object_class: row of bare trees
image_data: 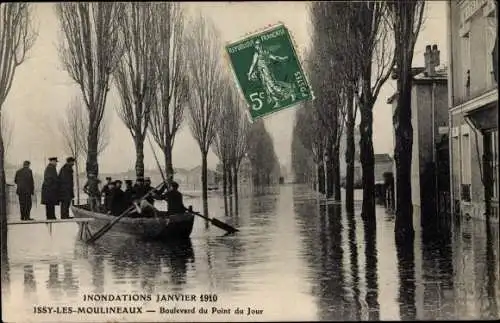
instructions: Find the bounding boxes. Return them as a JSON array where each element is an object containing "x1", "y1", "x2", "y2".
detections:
[
  {"x1": 0, "y1": 3, "x2": 38, "y2": 259},
  {"x1": 292, "y1": 1, "x2": 424, "y2": 239}
]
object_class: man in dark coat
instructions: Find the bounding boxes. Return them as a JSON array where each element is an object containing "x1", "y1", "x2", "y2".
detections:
[
  {"x1": 41, "y1": 157, "x2": 59, "y2": 220},
  {"x1": 123, "y1": 179, "x2": 134, "y2": 206},
  {"x1": 58, "y1": 157, "x2": 75, "y2": 219},
  {"x1": 14, "y1": 160, "x2": 35, "y2": 221},
  {"x1": 161, "y1": 181, "x2": 187, "y2": 215},
  {"x1": 101, "y1": 177, "x2": 113, "y2": 212},
  {"x1": 109, "y1": 180, "x2": 127, "y2": 216},
  {"x1": 83, "y1": 174, "x2": 101, "y2": 211}
]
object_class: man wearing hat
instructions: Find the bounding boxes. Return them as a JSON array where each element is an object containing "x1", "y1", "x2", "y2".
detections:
[
  {"x1": 41, "y1": 157, "x2": 59, "y2": 220},
  {"x1": 83, "y1": 174, "x2": 101, "y2": 211},
  {"x1": 14, "y1": 160, "x2": 35, "y2": 221},
  {"x1": 101, "y1": 177, "x2": 113, "y2": 212},
  {"x1": 58, "y1": 157, "x2": 76, "y2": 219}
]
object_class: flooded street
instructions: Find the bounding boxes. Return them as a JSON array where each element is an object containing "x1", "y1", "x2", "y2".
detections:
[{"x1": 2, "y1": 184, "x2": 499, "y2": 321}]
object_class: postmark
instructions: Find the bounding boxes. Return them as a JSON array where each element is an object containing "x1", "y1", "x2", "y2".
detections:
[{"x1": 225, "y1": 23, "x2": 313, "y2": 121}]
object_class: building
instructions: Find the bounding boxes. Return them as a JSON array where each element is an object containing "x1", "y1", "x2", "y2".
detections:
[
  {"x1": 447, "y1": 0, "x2": 498, "y2": 221},
  {"x1": 184, "y1": 165, "x2": 217, "y2": 191},
  {"x1": 374, "y1": 154, "x2": 394, "y2": 183},
  {"x1": 387, "y1": 45, "x2": 449, "y2": 213},
  {"x1": 339, "y1": 128, "x2": 362, "y2": 186}
]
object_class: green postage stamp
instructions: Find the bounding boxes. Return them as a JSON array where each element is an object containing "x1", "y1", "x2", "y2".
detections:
[{"x1": 225, "y1": 23, "x2": 313, "y2": 120}]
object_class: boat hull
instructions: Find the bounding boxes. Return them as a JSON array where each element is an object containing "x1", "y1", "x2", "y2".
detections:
[{"x1": 71, "y1": 206, "x2": 195, "y2": 241}]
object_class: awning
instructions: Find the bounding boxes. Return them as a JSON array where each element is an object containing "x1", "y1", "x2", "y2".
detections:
[{"x1": 466, "y1": 103, "x2": 498, "y2": 131}]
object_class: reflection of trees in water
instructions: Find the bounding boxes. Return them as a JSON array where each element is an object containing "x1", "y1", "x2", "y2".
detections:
[
  {"x1": 23, "y1": 264, "x2": 36, "y2": 295},
  {"x1": 363, "y1": 220, "x2": 380, "y2": 320},
  {"x1": 62, "y1": 262, "x2": 79, "y2": 297},
  {"x1": 1, "y1": 250, "x2": 10, "y2": 297},
  {"x1": 484, "y1": 220, "x2": 498, "y2": 318},
  {"x1": 396, "y1": 234, "x2": 416, "y2": 320},
  {"x1": 89, "y1": 255, "x2": 105, "y2": 293},
  {"x1": 347, "y1": 212, "x2": 361, "y2": 321},
  {"x1": 87, "y1": 238, "x2": 195, "y2": 293},
  {"x1": 420, "y1": 211, "x2": 454, "y2": 320}
]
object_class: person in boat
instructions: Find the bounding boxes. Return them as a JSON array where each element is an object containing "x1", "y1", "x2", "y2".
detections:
[
  {"x1": 109, "y1": 180, "x2": 127, "y2": 216},
  {"x1": 14, "y1": 160, "x2": 35, "y2": 221},
  {"x1": 58, "y1": 157, "x2": 75, "y2": 219},
  {"x1": 123, "y1": 179, "x2": 135, "y2": 205},
  {"x1": 101, "y1": 177, "x2": 113, "y2": 212},
  {"x1": 41, "y1": 157, "x2": 60, "y2": 220},
  {"x1": 161, "y1": 181, "x2": 187, "y2": 215},
  {"x1": 143, "y1": 177, "x2": 156, "y2": 206},
  {"x1": 104, "y1": 180, "x2": 116, "y2": 212},
  {"x1": 83, "y1": 174, "x2": 101, "y2": 211}
]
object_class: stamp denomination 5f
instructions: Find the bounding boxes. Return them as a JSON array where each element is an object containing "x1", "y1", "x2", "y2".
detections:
[{"x1": 226, "y1": 23, "x2": 313, "y2": 120}]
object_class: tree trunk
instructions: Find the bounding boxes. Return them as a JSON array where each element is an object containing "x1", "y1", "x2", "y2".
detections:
[
  {"x1": 0, "y1": 127, "x2": 7, "y2": 262},
  {"x1": 75, "y1": 159, "x2": 80, "y2": 204},
  {"x1": 163, "y1": 140, "x2": 174, "y2": 184},
  {"x1": 359, "y1": 96, "x2": 376, "y2": 223},
  {"x1": 232, "y1": 164, "x2": 239, "y2": 212},
  {"x1": 86, "y1": 118, "x2": 100, "y2": 177},
  {"x1": 394, "y1": 65, "x2": 414, "y2": 242},
  {"x1": 201, "y1": 151, "x2": 209, "y2": 216},
  {"x1": 227, "y1": 167, "x2": 233, "y2": 196},
  {"x1": 318, "y1": 163, "x2": 325, "y2": 194},
  {"x1": 334, "y1": 145, "x2": 341, "y2": 201},
  {"x1": 134, "y1": 136, "x2": 145, "y2": 179},
  {"x1": 345, "y1": 90, "x2": 355, "y2": 215},
  {"x1": 222, "y1": 161, "x2": 228, "y2": 216}
]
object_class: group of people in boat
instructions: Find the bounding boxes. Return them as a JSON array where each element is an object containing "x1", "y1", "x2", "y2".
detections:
[{"x1": 13, "y1": 156, "x2": 187, "y2": 221}]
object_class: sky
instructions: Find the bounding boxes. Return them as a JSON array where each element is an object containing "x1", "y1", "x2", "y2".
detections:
[{"x1": 3, "y1": 1, "x2": 447, "y2": 175}]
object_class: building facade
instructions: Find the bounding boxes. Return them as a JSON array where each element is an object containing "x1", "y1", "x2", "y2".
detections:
[
  {"x1": 387, "y1": 45, "x2": 449, "y2": 213},
  {"x1": 448, "y1": 0, "x2": 498, "y2": 221}
]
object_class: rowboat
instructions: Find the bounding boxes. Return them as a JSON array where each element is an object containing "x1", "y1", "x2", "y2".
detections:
[{"x1": 71, "y1": 205, "x2": 195, "y2": 241}]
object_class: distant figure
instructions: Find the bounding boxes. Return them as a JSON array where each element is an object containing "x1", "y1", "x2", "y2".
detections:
[
  {"x1": 83, "y1": 174, "x2": 101, "y2": 211},
  {"x1": 41, "y1": 157, "x2": 59, "y2": 220},
  {"x1": 144, "y1": 177, "x2": 155, "y2": 205},
  {"x1": 162, "y1": 181, "x2": 187, "y2": 215},
  {"x1": 383, "y1": 172, "x2": 395, "y2": 212},
  {"x1": 14, "y1": 160, "x2": 35, "y2": 221},
  {"x1": 58, "y1": 157, "x2": 75, "y2": 219},
  {"x1": 110, "y1": 180, "x2": 126, "y2": 216},
  {"x1": 123, "y1": 179, "x2": 134, "y2": 206},
  {"x1": 104, "y1": 181, "x2": 116, "y2": 212},
  {"x1": 101, "y1": 177, "x2": 113, "y2": 211}
]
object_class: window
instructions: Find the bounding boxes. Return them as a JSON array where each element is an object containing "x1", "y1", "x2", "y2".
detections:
[
  {"x1": 461, "y1": 35, "x2": 471, "y2": 97},
  {"x1": 461, "y1": 132, "x2": 472, "y2": 202}
]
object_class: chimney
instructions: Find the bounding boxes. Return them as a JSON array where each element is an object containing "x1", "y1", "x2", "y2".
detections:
[{"x1": 424, "y1": 44, "x2": 440, "y2": 76}]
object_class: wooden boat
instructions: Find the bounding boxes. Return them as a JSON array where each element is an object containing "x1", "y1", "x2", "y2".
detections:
[{"x1": 71, "y1": 205, "x2": 195, "y2": 241}]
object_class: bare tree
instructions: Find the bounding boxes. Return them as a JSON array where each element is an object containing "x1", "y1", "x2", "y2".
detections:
[
  {"x1": 386, "y1": 1, "x2": 425, "y2": 241},
  {"x1": 231, "y1": 95, "x2": 251, "y2": 200},
  {"x1": 349, "y1": 2, "x2": 395, "y2": 223},
  {"x1": 55, "y1": 3, "x2": 124, "y2": 179},
  {"x1": 0, "y1": 3, "x2": 37, "y2": 258},
  {"x1": 1, "y1": 112, "x2": 14, "y2": 157},
  {"x1": 114, "y1": 2, "x2": 156, "y2": 178},
  {"x1": 59, "y1": 96, "x2": 85, "y2": 204},
  {"x1": 186, "y1": 14, "x2": 223, "y2": 215},
  {"x1": 79, "y1": 108, "x2": 110, "y2": 157},
  {"x1": 149, "y1": 2, "x2": 188, "y2": 184}
]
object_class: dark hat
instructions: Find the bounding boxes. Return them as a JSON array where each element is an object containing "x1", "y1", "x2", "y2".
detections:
[
  {"x1": 114, "y1": 180, "x2": 122, "y2": 184},
  {"x1": 105, "y1": 177, "x2": 112, "y2": 181},
  {"x1": 171, "y1": 181, "x2": 179, "y2": 189},
  {"x1": 48, "y1": 157, "x2": 58, "y2": 162},
  {"x1": 23, "y1": 160, "x2": 31, "y2": 166},
  {"x1": 66, "y1": 157, "x2": 75, "y2": 163},
  {"x1": 124, "y1": 179, "x2": 133, "y2": 184}
]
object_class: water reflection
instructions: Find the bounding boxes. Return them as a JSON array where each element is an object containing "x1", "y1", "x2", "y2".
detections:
[
  {"x1": 363, "y1": 220, "x2": 380, "y2": 320},
  {"x1": 23, "y1": 264, "x2": 36, "y2": 295},
  {"x1": 347, "y1": 212, "x2": 361, "y2": 321}
]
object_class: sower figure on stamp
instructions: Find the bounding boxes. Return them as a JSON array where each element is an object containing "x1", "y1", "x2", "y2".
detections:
[
  {"x1": 247, "y1": 39, "x2": 296, "y2": 108},
  {"x1": 41, "y1": 157, "x2": 60, "y2": 220},
  {"x1": 14, "y1": 160, "x2": 35, "y2": 221},
  {"x1": 58, "y1": 157, "x2": 75, "y2": 219}
]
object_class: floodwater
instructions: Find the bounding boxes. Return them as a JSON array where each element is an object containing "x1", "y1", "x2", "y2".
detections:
[{"x1": 2, "y1": 184, "x2": 499, "y2": 322}]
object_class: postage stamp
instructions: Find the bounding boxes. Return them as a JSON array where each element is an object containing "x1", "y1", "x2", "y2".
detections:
[{"x1": 225, "y1": 23, "x2": 313, "y2": 121}]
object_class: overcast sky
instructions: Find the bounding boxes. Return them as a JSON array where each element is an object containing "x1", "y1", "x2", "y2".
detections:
[{"x1": 3, "y1": 1, "x2": 447, "y2": 175}]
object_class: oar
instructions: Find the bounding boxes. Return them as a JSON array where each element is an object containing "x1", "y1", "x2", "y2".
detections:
[
  {"x1": 192, "y1": 210, "x2": 239, "y2": 234},
  {"x1": 147, "y1": 134, "x2": 239, "y2": 235},
  {"x1": 85, "y1": 181, "x2": 167, "y2": 243}
]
